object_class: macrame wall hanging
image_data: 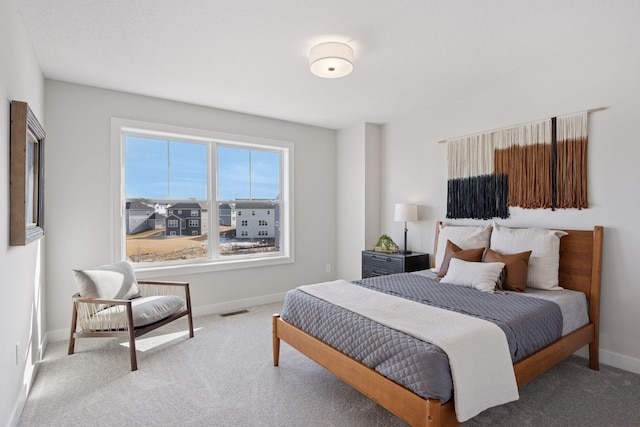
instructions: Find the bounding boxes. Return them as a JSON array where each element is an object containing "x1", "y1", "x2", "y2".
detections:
[{"x1": 442, "y1": 109, "x2": 599, "y2": 220}]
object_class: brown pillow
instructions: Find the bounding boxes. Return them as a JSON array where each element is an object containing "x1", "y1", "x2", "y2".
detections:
[
  {"x1": 438, "y1": 240, "x2": 485, "y2": 278},
  {"x1": 483, "y1": 248, "x2": 532, "y2": 292}
]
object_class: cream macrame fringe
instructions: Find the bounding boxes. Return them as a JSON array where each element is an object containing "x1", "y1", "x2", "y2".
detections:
[
  {"x1": 446, "y1": 112, "x2": 588, "y2": 218},
  {"x1": 447, "y1": 120, "x2": 550, "y2": 180}
]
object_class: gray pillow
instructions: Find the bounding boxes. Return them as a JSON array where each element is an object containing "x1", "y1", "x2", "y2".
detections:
[{"x1": 73, "y1": 261, "x2": 141, "y2": 300}]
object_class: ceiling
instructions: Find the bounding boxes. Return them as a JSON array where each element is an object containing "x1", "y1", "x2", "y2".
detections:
[{"x1": 16, "y1": 0, "x2": 640, "y2": 130}]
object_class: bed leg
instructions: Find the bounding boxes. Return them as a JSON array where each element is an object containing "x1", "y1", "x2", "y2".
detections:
[
  {"x1": 589, "y1": 339, "x2": 600, "y2": 370},
  {"x1": 272, "y1": 314, "x2": 281, "y2": 366},
  {"x1": 427, "y1": 399, "x2": 458, "y2": 426}
]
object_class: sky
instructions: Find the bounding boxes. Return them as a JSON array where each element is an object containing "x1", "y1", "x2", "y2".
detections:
[{"x1": 125, "y1": 136, "x2": 280, "y2": 201}]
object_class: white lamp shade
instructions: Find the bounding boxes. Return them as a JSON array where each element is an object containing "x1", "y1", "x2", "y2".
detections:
[
  {"x1": 309, "y1": 42, "x2": 354, "y2": 78},
  {"x1": 394, "y1": 203, "x2": 418, "y2": 222}
]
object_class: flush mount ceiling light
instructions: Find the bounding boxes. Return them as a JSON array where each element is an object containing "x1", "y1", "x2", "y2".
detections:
[{"x1": 309, "y1": 42, "x2": 354, "y2": 78}]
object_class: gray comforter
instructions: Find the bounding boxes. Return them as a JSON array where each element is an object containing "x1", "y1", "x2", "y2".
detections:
[{"x1": 280, "y1": 273, "x2": 562, "y2": 403}]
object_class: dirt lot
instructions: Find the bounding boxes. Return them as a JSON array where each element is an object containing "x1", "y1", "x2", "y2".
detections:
[
  {"x1": 126, "y1": 227, "x2": 276, "y2": 262},
  {"x1": 126, "y1": 229, "x2": 208, "y2": 262}
]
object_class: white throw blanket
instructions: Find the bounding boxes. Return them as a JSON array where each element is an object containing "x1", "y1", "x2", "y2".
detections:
[{"x1": 298, "y1": 280, "x2": 519, "y2": 422}]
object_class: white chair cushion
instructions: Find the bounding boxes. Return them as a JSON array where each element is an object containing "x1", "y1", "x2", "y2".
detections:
[
  {"x1": 91, "y1": 295, "x2": 186, "y2": 328},
  {"x1": 73, "y1": 261, "x2": 141, "y2": 300}
]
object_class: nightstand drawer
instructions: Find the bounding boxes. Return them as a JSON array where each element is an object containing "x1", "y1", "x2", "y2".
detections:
[
  {"x1": 362, "y1": 267, "x2": 396, "y2": 278},
  {"x1": 362, "y1": 252, "x2": 404, "y2": 274},
  {"x1": 361, "y1": 251, "x2": 430, "y2": 279}
]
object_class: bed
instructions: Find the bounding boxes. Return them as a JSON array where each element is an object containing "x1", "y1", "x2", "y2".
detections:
[{"x1": 272, "y1": 223, "x2": 603, "y2": 426}]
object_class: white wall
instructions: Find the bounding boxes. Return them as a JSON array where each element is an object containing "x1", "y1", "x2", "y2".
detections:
[
  {"x1": 44, "y1": 80, "x2": 337, "y2": 336},
  {"x1": 382, "y1": 47, "x2": 640, "y2": 373},
  {"x1": 336, "y1": 124, "x2": 365, "y2": 280},
  {"x1": 0, "y1": 1, "x2": 46, "y2": 426},
  {"x1": 364, "y1": 124, "x2": 382, "y2": 253},
  {"x1": 336, "y1": 123, "x2": 382, "y2": 281}
]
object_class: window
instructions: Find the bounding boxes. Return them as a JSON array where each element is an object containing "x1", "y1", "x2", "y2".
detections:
[{"x1": 113, "y1": 118, "x2": 292, "y2": 272}]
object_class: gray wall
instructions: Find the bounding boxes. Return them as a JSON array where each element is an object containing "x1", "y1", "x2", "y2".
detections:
[
  {"x1": 44, "y1": 80, "x2": 337, "y2": 336},
  {"x1": 381, "y1": 48, "x2": 640, "y2": 374},
  {"x1": 1, "y1": 1, "x2": 46, "y2": 425}
]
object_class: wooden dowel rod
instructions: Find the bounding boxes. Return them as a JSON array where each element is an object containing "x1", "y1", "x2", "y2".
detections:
[{"x1": 437, "y1": 107, "x2": 607, "y2": 144}]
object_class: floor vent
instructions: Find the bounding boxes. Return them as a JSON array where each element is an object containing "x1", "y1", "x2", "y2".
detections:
[{"x1": 219, "y1": 309, "x2": 249, "y2": 317}]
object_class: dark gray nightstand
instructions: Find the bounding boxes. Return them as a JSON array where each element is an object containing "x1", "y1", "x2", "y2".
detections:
[{"x1": 361, "y1": 251, "x2": 430, "y2": 278}]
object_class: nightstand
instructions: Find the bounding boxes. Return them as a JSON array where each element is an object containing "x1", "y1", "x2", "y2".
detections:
[{"x1": 361, "y1": 251, "x2": 430, "y2": 279}]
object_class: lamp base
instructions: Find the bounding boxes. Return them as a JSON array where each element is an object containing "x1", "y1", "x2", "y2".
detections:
[{"x1": 398, "y1": 250, "x2": 412, "y2": 255}]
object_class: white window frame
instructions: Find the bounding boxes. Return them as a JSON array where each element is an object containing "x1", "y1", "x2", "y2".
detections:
[{"x1": 111, "y1": 118, "x2": 294, "y2": 277}]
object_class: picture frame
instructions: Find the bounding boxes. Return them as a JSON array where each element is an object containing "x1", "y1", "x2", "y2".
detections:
[{"x1": 10, "y1": 100, "x2": 46, "y2": 246}]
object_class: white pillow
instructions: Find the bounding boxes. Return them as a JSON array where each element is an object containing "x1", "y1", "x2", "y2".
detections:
[
  {"x1": 433, "y1": 223, "x2": 492, "y2": 273},
  {"x1": 73, "y1": 261, "x2": 141, "y2": 300},
  {"x1": 440, "y1": 258, "x2": 505, "y2": 292},
  {"x1": 490, "y1": 223, "x2": 568, "y2": 290}
]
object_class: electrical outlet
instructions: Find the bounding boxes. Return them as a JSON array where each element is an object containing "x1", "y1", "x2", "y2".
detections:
[{"x1": 325, "y1": 264, "x2": 331, "y2": 273}]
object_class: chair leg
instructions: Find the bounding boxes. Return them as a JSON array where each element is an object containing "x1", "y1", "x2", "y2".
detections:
[
  {"x1": 128, "y1": 329, "x2": 137, "y2": 371},
  {"x1": 185, "y1": 285, "x2": 195, "y2": 338},
  {"x1": 126, "y1": 302, "x2": 137, "y2": 371},
  {"x1": 187, "y1": 309, "x2": 195, "y2": 339},
  {"x1": 68, "y1": 302, "x2": 78, "y2": 355}
]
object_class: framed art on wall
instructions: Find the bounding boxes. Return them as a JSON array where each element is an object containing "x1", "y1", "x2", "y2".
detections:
[{"x1": 10, "y1": 100, "x2": 46, "y2": 246}]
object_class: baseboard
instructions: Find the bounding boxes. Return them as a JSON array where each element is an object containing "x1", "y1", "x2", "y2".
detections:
[
  {"x1": 45, "y1": 291, "x2": 288, "y2": 343},
  {"x1": 7, "y1": 334, "x2": 46, "y2": 427},
  {"x1": 573, "y1": 346, "x2": 640, "y2": 374},
  {"x1": 599, "y1": 348, "x2": 640, "y2": 375},
  {"x1": 191, "y1": 291, "x2": 287, "y2": 317},
  {"x1": 7, "y1": 372, "x2": 30, "y2": 427}
]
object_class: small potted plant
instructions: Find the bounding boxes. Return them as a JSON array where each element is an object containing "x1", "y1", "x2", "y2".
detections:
[{"x1": 373, "y1": 234, "x2": 399, "y2": 253}]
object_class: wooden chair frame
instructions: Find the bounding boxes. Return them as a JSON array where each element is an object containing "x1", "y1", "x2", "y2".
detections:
[
  {"x1": 68, "y1": 280, "x2": 194, "y2": 371},
  {"x1": 273, "y1": 225, "x2": 603, "y2": 426}
]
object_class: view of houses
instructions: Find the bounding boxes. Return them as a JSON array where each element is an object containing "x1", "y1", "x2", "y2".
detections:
[{"x1": 125, "y1": 200, "x2": 278, "y2": 240}]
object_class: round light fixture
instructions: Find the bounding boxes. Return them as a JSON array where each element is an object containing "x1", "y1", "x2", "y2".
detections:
[{"x1": 309, "y1": 42, "x2": 354, "y2": 78}]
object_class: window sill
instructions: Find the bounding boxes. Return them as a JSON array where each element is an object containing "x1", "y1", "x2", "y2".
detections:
[{"x1": 132, "y1": 254, "x2": 294, "y2": 279}]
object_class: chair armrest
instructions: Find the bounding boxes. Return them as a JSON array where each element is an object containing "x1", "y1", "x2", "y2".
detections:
[
  {"x1": 72, "y1": 293, "x2": 131, "y2": 306},
  {"x1": 137, "y1": 280, "x2": 189, "y2": 287},
  {"x1": 137, "y1": 281, "x2": 191, "y2": 300},
  {"x1": 71, "y1": 293, "x2": 134, "y2": 332}
]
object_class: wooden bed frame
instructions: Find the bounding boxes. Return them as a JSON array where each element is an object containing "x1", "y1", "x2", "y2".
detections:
[{"x1": 272, "y1": 224, "x2": 603, "y2": 426}]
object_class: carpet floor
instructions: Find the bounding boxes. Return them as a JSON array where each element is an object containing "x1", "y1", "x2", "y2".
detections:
[{"x1": 18, "y1": 302, "x2": 640, "y2": 426}]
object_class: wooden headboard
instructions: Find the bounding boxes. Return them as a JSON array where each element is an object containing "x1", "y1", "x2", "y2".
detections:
[{"x1": 432, "y1": 221, "x2": 603, "y2": 309}]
